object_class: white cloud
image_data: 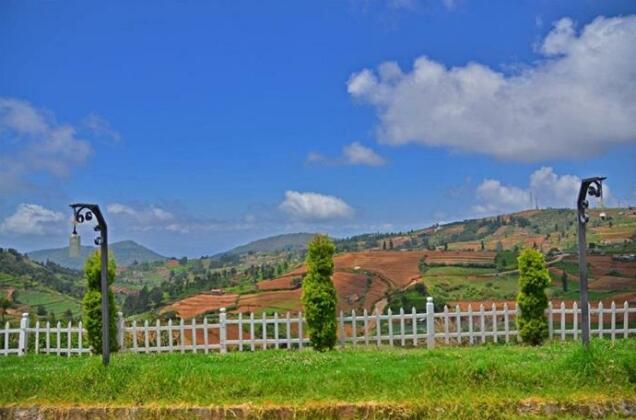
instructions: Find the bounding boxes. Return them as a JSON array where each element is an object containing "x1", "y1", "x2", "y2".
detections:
[
  {"x1": 348, "y1": 15, "x2": 636, "y2": 161},
  {"x1": 107, "y1": 203, "x2": 175, "y2": 227},
  {"x1": 0, "y1": 98, "x2": 93, "y2": 195},
  {"x1": 474, "y1": 180, "x2": 532, "y2": 214},
  {"x1": 343, "y1": 142, "x2": 386, "y2": 166},
  {"x1": 82, "y1": 113, "x2": 121, "y2": 143},
  {"x1": 308, "y1": 142, "x2": 386, "y2": 167},
  {"x1": 106, "y1": 202, "x2": 257, "y2": 234},
  {"x1": 473, "y1": 167, "x2": 609, "y2": 214},
  {"x1": 279, "y1": 191, "x2": 354, "y2": 221},
  {"x1": 0, "y1": 204, "x2": 65, "y2": 235}
]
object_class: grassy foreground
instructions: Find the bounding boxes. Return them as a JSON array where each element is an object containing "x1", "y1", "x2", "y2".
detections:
[{"x1": 1, "y1": 340, "x2": 635, "y2": 416}]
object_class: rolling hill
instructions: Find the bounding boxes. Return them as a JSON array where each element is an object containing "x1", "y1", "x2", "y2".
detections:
[
  {"x1": 28, "y1": 240, "x2": 167, "y2": 270},
  {"x1": 0, "y1": 248, "x2": 83, "y2": 321},
  {"x1": 217, "y1": 233, "x2": 317, "y2": 257}
]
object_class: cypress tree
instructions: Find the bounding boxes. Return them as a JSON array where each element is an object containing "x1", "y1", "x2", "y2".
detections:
[
  {"x1": 516, "y1": 248, "x2": 551, "y2": 345},
  {"x1": 82, "y1": 250, "x2": 119, "y2": 354},
  {"x1": 301, "y1": 235, "x2": 337, "y2": 351}
]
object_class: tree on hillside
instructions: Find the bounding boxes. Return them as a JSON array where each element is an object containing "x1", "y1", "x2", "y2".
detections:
[
  {"x1": 480, "y1": 240, "x2": 485, "y2": 251},
  {"x1": 0, "y1": 297, "x2": 11, "y2": 322},
  {"x1": 301, "y1": 234, "x2": 337, "y2": 351},
  {"x1": 516, "y1": 248, "x2": 551, "y2": 345},
  {"x1": 64, "y1": 309, "x2": 74, "y2": 322},
  {"x1": 389, "y1": 239, "x2": 393, "y2": 250},
  {"x1": 82, "y1": 250, "x2": 118, "y2": 354},
  {"x1": 561, "y1": 270, "x2": 568, "y2": 292}
]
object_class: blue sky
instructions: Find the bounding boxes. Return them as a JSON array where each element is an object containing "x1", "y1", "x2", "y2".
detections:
[{"x1": 1, "y1": 0, "x2": 635, "y2": 257}]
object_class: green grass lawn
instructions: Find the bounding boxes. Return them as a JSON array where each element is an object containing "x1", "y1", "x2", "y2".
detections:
[{"x1": 1, "y1": 340, "x2": 634, "y2": 415}]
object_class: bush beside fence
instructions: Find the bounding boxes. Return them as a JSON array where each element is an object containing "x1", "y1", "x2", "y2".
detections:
[{"x1": 2, "y1": 298, "x2": 635, "y2": 356}]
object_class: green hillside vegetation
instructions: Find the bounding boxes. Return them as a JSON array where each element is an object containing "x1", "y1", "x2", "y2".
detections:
[
  {"x1": 216, "y1": 233, "x2": 316, "y2": 257},
  {"x1": 0, "y1": 248, "x2": 83, "y2": 321},
  {"x1": 28, "y1": 240, "x2": 166, "y2": 270}
]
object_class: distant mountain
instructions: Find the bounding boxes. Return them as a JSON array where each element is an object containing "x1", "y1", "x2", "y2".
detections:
[
  {"x1": 28, "y1": 240, "x2": 167, "y2": 270},
  {"x1": 220, "y1": 233, "x2": 318, "y2": 257}
]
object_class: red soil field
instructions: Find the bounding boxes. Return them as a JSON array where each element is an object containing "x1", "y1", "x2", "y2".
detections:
[
  {"x1": 590, "y1": 276, "x2": 636, "y2": 291},
  {"x1": 164, "y1": 293, "x2": 239, "y2": 319},
  {"x1": 334, "y1": 251, "x2": 425, "y2": 288},
  {"x1": 587, "y1": 255, "x2": 636, "y2": 278},
  {"x1": 165, "y1": 250, "x2": 503, "y2": 320},
  {"x1": 235, "y1": 289, "x2": 302, "y2": 314}
]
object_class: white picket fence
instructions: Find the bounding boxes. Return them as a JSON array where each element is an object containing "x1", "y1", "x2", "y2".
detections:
[{"x1": 2, "y1": 298, "x2": 635, "y2": 356}]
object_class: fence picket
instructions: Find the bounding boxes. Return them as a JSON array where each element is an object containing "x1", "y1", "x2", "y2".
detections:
[
  {"x1": 262, "y1": 312, "x2": 267, "y2": 350},
  {"x1": 412, "y1": 306, "x2": 418, "y2": 346},
  {"x1": 611, "y1": 301, "x2": 616, "y2": 342},
  {"x1": 503, "y1": 303, "x2": 509, "y2": 343},
  {"x1": 35, "y1": 321, "x2": 40, "y2": 354},
  {"x1": 624, "y1": 301, "x2": 629, "y2": 339},
  {"x1": 479, "y1": 304, "x2": 485, "y2": 344},
  {"x1": 56, "y1": 321, "x2": 61, "y2": 356},
  {"x1": 132, "y1": 320, "x2": 138, "y2": 352},
  {"x1": 573, "y1": 302, "x2": 578, "y2": 340},
  {"x1": 239, "y1": 313, "x2": 244, "y2": 351},
  {"x1": 46, "y1": 321, "x2": 50, "y2": 354},
  {"x1": 548, "y1": 301, "x2": 553, "y2": 339},
  {"x1": 203, "y1": 317, "x2": 209, "y2": 354},
  {"x1": 388, "y1": 308, "x2": 394, "y2": 347},
  {"x1": 156, "y1": 319, "x2": 162, "y2": 352},
  {"x1": 179, "y1": 318, "x2": 185, "y2": 353},
  {"x1": 400, "y1": 307, "x2": 405, "y2": 346},
  {"x1": 364, "y1": 309, "x2": 369, "y2": 346},
  {"x1": 352, "y1": 310, "x2": 357, "y2": 346},
  {"x1": 168, "y1": 319, "x2": 173, "y2": 353},
  {"x1": 455, "y1": 305, "x2": 461, "y2": 344},
  {"x1": 78, "y1": 321, "x2": 83, "y2": 355},
  {"x1": 286, "y1": 312, "x2": 291, "y2": 349},
  {"x1": 250, "y1": 312, "x2": 255, "y2": 351},
  {"x1": 298, "y1": 312, "x2": 303, "y2": 349},
  {"x1": 560, "y1": 301, "x2": 566, "y2": 341},
  {"x1": 191, "y1": 318, "x2": 197, "y2": 353},
  {"x1": 3, "y1": 322, "x2": 8, "y2": 355},
  {"x1": 67, "y1": 321, "x2": 72, "y2": 357},
  {"x1": 598, "y1": 302, "x2": 604, "y2": 339},
  {"x1": 375, "y1": 309, "x2": 381, "y2": 346},
  {"x1": 444, "y1": 306, "x2": 449, "y2": 344},
  {"x1": 468, "y1": 304, "x2": 474, "y2": 345},
  {"x1": 491, "y1": 303, "x2": 497, "y2": 343},
  {"x1": 144, "y1": 320, "x2": 150, "y2": 354}
]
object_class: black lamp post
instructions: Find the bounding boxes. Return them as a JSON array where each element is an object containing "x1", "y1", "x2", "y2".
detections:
[
  {"x1": 69, "y1": 203, "x2": 111, "y2": 366},
  {"x1": 576, "y1": 176, "x2": 605, "y2": 349}
]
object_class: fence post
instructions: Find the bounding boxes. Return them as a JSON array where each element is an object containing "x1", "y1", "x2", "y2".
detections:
[
  {"x1": 219, "y1": 307, "x2": 227, "y2": 354},
  {"x1": 117, "y1": 312, "x2": 125, "y2": 351},
  {"x1": 18, "y1": 313, "x2": 29, "y2": 356},
  {"x1": 426, "y1": 297, "x2": 435, "y2": 349}
]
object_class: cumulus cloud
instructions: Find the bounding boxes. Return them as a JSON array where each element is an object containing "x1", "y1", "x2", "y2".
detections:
[
  {"x1": 308, "y1": 142, "x2": 386, "y2": 167},
  {"x1": 0, "y1": 203, "x2": 65, "y2": 235},
  {"x1": 473, "y1": 167, "x2": 608, "y2": 214},
  {"x1": 106, "y1": 202, "x2": 256, "y2": 234},
  {"x1": 0, "y1": 98, "x2": 93, "y2": 195},
  {"x1": 347, "y1": 15, "x2": 636, "y2": 161},
  {"x1": 82, "y1": 113, "x2": 121, "y2": 143},
  {"x1": 107, "y1": 203, "x2": 175, "y2": 227},
  {"x1": 279, "y1": 191, "x2": 354, "y2": 221}
]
